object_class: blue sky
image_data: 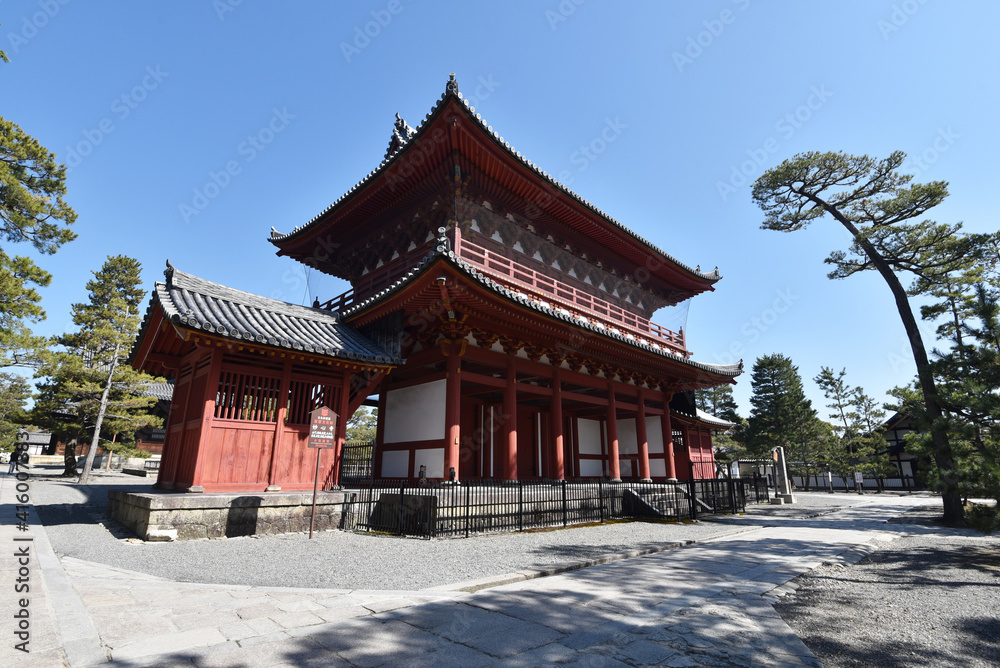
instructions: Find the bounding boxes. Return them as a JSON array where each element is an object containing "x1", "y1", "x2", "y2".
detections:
[{"x1": 3, "y1": 0, "x2": 998, "y2": 419}]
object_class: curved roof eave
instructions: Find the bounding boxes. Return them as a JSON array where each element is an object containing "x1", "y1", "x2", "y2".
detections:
[
  {"x1": 269, "y1": 75, "x2": 722, "y2": 285},
  {"x1": 340, "y1": 243, "x2": 742, "y2": 380}
]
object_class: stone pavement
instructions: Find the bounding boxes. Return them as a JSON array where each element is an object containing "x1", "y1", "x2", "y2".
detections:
[{"x1": 1, "y1": 471, "x2": 933, "y2": 667}]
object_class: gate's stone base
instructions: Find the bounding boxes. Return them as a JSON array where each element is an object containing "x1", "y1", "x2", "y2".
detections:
[{"x1": 107, "y1": 490, "x2": 348, "y2": 541}]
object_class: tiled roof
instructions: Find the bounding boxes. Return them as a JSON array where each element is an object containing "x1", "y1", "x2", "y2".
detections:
[
  {"x1": 142, "y1": 381, "x2": 174, "y2": 401},
  {"x1": 269, "y1": 75, "x2": 721, "y2": 284},
  {"x1": 341, "y1": 239, "x2": 742, "y2": 379},
  {"x1": 132, "y1": 262, "x2": 402, "y2": 365},
  {"x1": 695, "y1": 409, "x2": 737, "y2": 429}
]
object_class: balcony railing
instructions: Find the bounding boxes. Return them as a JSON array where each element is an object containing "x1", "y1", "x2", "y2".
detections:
[
  {"x1": 316, "y1": 232, "x2": 687, "y2": 356},
  {"x1": 457, "y1": 237, "x2": 686, "y2": 354}
]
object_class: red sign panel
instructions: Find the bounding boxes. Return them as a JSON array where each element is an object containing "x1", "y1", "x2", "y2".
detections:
[{"x1": 308, "y1": 406, "x2": 338, "y2": 449}]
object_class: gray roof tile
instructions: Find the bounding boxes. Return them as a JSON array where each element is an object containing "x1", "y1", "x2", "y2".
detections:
[{"x1": 134, "y1": 262, "x2": 401, "y2": 366}]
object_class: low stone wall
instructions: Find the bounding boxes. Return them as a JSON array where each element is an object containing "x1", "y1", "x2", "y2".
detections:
[{"x1": 107, "y1": 490, "x2": 348, "y2": 541}]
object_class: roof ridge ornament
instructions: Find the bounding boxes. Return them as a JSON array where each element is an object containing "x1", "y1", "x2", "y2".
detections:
[
  {"x1": 164, "y1": 259, "x2": 175, "y2": 282},
  {"x1": 446, "y1": 72, "x2": 459, "y2": 96}
]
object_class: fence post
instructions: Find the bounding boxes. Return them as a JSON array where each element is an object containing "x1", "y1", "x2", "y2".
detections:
[
  {"x1": 465, "y1": 484, "x2": 471, "y2": 538},
  {"x1": 518, "y1": 481, "x2": 523, "y2": 532},
  {"x1": 562, "y1": 480, "x2": 568, "y2": 527},
  {"x1": 599, "y1": 480, "x2": 605, "y2": 523},
  {"x1": 397, "y1": 480, "x2": 405, "y2": 536},
  {"x1": 688, "y1": 476, "x2": 698, "y2": 521}
]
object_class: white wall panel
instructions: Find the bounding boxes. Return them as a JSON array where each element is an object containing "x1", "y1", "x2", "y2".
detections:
[
  {"x1": 383, "y1": 379, "x2": 446, "y2": 443},
  {"x1": 414, "y1": 448, "x2": 445, "y2": 478},
  {"x1": 578, "y1": 418, "x2": 603, "y2": 455},
  {"x1": 381, "y1": 450, "x2": 409, "y2": 478},
  {"x1": 646, "y1": 417, "x2": 664, "y2": 454}
]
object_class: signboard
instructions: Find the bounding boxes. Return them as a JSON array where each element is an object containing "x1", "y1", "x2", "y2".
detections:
[
  {"x1": 854, "y1": 471, "x2": 864, "y2": 484},
  {"x1": 308, "y1": 406, "x2": 338, "y2": 449}
]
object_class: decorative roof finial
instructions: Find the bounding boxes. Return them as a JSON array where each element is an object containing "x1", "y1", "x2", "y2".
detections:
[
  {"x1": 446, "y1": 73, "x2": 459, "y2": 95},
  {"x1": 164, "y1": 259, "x2": 175, "y2": 281}
]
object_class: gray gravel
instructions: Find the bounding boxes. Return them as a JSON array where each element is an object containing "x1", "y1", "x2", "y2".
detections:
[
  {"x1": 777, "y1": 504, "x2": 1000, "y2": 667},
  {"x1": 28, "y1": 469, "x2": 762, "y2": 590}
]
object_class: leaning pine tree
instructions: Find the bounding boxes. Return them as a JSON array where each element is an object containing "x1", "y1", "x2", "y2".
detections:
[
  {"x1": 33, "y1": 256, "x2": 163, "y2": 480},
  {"x1": 752, "y1": 151, "x2": 982, "y2": 524}
]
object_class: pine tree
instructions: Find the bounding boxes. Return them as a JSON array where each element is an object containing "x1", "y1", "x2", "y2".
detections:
[
  {"x1": 33, "y1": 256, "x2": 162, "y2": 479},
  {"x1": 0, "y1": 372, "x2": 31, "y2": 453},
  {"x1": 696, "y1": 384, "x2": 743, "y2": 460},
  {"x1": 745, "y1": 354, "x2": 816, "y2": 459},
  {"x1": 753, "y1": 151, "x2": 982, "y2": 523},
  {"x1": 0, "y1": 48, "x2": 78, "y2": 368}
]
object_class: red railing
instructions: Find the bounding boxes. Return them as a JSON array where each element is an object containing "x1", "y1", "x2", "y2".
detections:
[{"x1": 457, "y1": 237, "x2": 686, "y2": 354}]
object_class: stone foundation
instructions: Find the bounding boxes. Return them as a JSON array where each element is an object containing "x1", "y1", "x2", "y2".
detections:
[{"x1": 107, "y1": 489, "x2": 348, "y2": 541}]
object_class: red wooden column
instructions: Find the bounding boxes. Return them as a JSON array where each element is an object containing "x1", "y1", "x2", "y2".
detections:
[
  {"x1": 606, "y1": 381, "x2": 621, "y2": 481},
  {"x1": 682, "y1": 423, "x2": 694, "y2": 480},
  {"x1": 330, "y1": 373, "x2": 351, "y2": 487},
  {"x1": 188, "y1": 349, "x2": 223, "y2": 493},
  {"x1": 267, "y1": 357, "x2": 293, "y2": 491},
  {"x1": 503, "y1": 357, "x2": 518, "y2": 479},
  {"x1": 636, "y1": 390, "x2": 651, "y2": 482},
  {"x1": 661, "y1": 393, "x2": 677, "y2": 481},
  {"x1": 445, "y1": 341, "x2": 462, "y2": 482},
  {"x1": 550, "y1": 367, "x2": 564, "y2": 480}
]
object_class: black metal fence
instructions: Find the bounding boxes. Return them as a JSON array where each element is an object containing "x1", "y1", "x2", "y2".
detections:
[
  {"x1": 338, "y1": 441, "x2": 375, "y2": 488},
  {"x1": 340, "y1": 477, "x2": 769, "y2": 538}
]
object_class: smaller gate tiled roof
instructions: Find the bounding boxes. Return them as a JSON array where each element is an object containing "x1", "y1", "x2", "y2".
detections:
[{"x1": 133, "y1": 262, "x2": 401, "y2": 365}]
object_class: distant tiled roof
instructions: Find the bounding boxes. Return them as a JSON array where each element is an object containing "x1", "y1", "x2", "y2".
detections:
[
  {"x1": 142, "y1": 381, "x2": 174, "y2": 401},
  {"x1": 269, "y1": 75, "x2": 721, "y2": 284},
  {"x1": 341, "y1": 239, "x2": 742, "y2": 379},
  {"x1": 23, "y1": 431, "x2": 53, "y2": 446},
  {"x1": 132, "y1": 262, "x2": 402, "y2": 365},
  {"x1": 695, "y1": 409, "x2": 737, "y2": 429}
]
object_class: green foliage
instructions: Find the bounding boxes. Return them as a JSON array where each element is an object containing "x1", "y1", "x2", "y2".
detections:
[
  {"x1": 815, "y1": 367, "x2": 889, "y2": 479},
  {"x1": 744, "y1": 354, "x2": 816, "y2": 459},
  {"x1": 696, "y1": 384, "x2": 744, "y2": 460},
  {"x1": 346, "y1": 406, "x2": 377, "y2": 442},
  {"x1": 0, "y1": 114, "x2": 78, "y2": 368},
  {"x1": 753, "y1": 150, "x2": 969, "y2": 523},
  {"x1": 0, "y1": 372, "x2": 31, "y2": 451},
  {"x1": 33, "y1": 256, "x2": 163, "y2": 478}
]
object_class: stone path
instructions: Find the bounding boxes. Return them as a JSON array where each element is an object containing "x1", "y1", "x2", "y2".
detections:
[{"x1": 1, "y1": 472, "x2": 932, "y2": 667}]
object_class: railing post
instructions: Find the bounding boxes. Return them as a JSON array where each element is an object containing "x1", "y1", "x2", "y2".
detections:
[{"x1": 688, "y1": 476, "x2": 698, "y2": 521}]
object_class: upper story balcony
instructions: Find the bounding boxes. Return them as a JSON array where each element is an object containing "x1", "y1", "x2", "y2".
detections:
[{"x1": 317, "y1": 228, "x2": 688, "y2": 357}]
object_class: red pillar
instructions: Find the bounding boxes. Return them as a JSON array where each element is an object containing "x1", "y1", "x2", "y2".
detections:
[
  {"x1": 551, "y1": 368, "x2": 564, "y2": 480},
  {"x1": 503, "y1": 358, "x2": 518, "y2": 479},
  {"x1": 661, "y1": 395, "x2": 676, "y2": 481},
  {"x1": 682, "y1": 423, "x2": 694, "y2": 479},
  {"x1": 330, "y1": 373, "x2": 350, "y2": 487},
  {"x1": 445, "y1": 341, "x2": 462, "y2": 482},
  {"x1": 607, "y1": 382, "x2": 621, "y2": 481},
  {"x1": 267, "y1": 358, "x2": 293, "y2": 490},
  {"x1": 636, "y1": 390, "x2": 650, "y2": 481},
  {"x1": 188, "y1": 350, "x2": 223, "y2": 493}
]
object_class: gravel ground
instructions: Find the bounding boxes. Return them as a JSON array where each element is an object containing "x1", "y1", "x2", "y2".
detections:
[
  {"x1": 777, "y1": 504, "x2": 1000, "y2": 668},
  {"x1": 24, "y1": 469, "x2": 770, "y2": 590}
]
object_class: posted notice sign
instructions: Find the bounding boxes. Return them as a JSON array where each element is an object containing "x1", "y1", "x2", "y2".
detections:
[{"x1": 308, "y1": 406, "x2": 338, "y2": 449}]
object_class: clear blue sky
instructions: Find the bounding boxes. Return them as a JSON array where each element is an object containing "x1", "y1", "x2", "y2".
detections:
[{"x1": 3, "y1": 0, "x2": 998, "y2": 419}]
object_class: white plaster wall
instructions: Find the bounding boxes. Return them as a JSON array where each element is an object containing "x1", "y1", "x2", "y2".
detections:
[
  {"x1": 578, "y1": 419, "x2": 603, "y2": 455},
  {"x1": 618, "y1": 418, "x2": 638, "y2": 455},
  {"x1": 381, "y1": 450, "x2": 409, "y2": 478},
  {"x1": 383, "y1": 379, "x2": 446, "y2": 443},
  {"x1": 414, "y1": 448, "x2": 445, "y2": 478},
  {"x1": 579, "y1": 459, "x2": 604, "y2": 477},
  {"x1": 619, "y1": 459, "x2": 633, "y2": 478},
  {"x1": 646, "y1": 417, "x2": 664, "y2": 454},
  {"x1": 649, "y1": 459, "x2": 667, "y2": 478}
]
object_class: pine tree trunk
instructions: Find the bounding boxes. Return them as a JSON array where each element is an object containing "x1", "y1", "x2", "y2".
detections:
[
  {"x1": 822, "y1": 207, "x2": 964, "y2": 524},
  {"x1": 77, "y1": 342, "x2": 121, "y2": 485}
]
